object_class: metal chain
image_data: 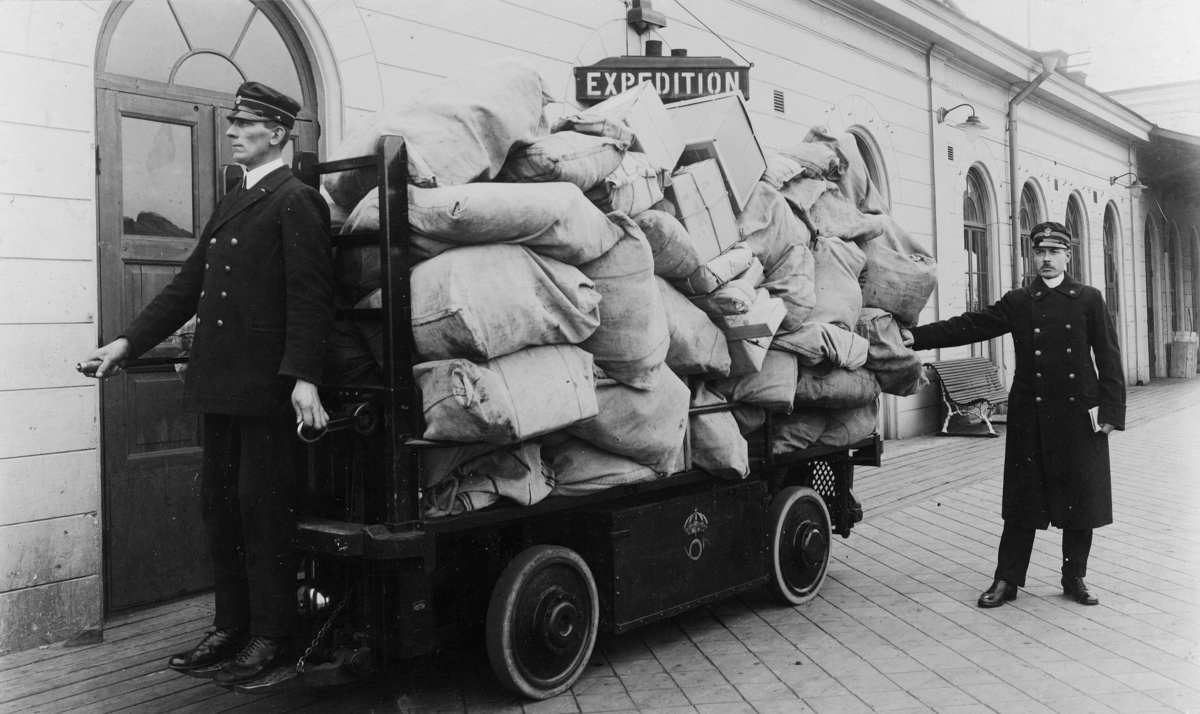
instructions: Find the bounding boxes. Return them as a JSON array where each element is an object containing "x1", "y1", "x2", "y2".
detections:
[{"x1": 295, "y1": 587, "x2": 354, "y2": 674}]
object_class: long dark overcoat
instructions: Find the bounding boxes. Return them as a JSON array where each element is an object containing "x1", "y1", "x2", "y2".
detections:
[
  {"x1": 124, "y1": 166, "x2": 334, "y2": 415},
  {"x1": 910, "y1": 274, "x2": 1125, "y2": 529}
]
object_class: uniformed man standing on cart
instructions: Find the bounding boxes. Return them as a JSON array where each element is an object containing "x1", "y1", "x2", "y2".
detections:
[
  {"x1": 80, "y1": 82, "x2": 334, "y2": 685},
  {"x1": 903, "y1": 222, "x2": 1125, "y2": 608}
]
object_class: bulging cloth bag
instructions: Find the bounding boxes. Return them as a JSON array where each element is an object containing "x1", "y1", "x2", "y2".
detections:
[
  {"x1": 577, "y1": 213, "x2": 670, "y2": 390},
  {"x1": 773, "y1": 322, "x2": 869, "y2": 370},
  {"x1": 794, "y1": 363, "x2": 880, "y2": 409},
  {"x1": 806, "y1": 186, "x2": 888, "y2": 243},
  {"x1": 415, "y1": 344, "x2": 598, "y2": 444},
  {"x1": 585, "y1": 151, "x2": 664, "y2": 217},
  {"x1": 802, "y1": 126, "x2": 890, "y2": 216},
  {"x1": 338, "y1": 183, "x2": 622, "y2": 273},
  {"x1": 656, "y1": 277, "x2": 731, "y2": 376},
  {"x1": 635, "y1": 210, "x2": 701, "y2": 280},
  {"x1": 323, "y1": 58, "x2": 552, "y2": 208},
  {"x1": 498, "y1": 131, "x2": 627, "y2": 192},
  {"x1": 420, "y1": 441, "x2": 554, "y2": 518},
  {"x1": 689, "y1": 382, "x2": 749, "y2": 480},
  {"x1": 546, "y1": 436, "x2": 660, "y2": 496},
  {"x1": 709, "y1": 349, "x2": 798, "y2": 413},
  {"x1": 760, "y1": 142, "x2": 845, "y2": 190},
  {"x1": 806, "y1": 234, "x2": 866, "y2": 329},
  {"x1": 410, "y1": 245, "x2": 601, "y2": 362},
  {"x1": 764, "y1": 409, "x2": 826, "y2": 454},
  {"x1": 567, "y1": 367, "x2": 689, "y2": 474},
  {"x1": 736, "y1": 183, "x2": 816, "y2": 331},
  {"x1": 855, "y1": 308, "x2": 930, "y2": 396},
  {"x1": 860, "y1": 215, "x2": 936, "y2": 326},
  {"x1": 818, "y1": 400, "x2": 880, "y2": 447}
]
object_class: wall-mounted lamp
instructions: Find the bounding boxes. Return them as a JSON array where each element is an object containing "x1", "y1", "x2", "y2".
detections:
[
  {"x1": 1109, "y1": 171, "x2": 1148, "y2": 199},
  {"x1": 936, "y1": 103, "x2": 989, "y2": 142},
  {"x1": 627, "y1": 0, "x2": 667, "y2": 34}
]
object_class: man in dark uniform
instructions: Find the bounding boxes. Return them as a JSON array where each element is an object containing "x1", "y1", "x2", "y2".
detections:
[
  {"x1": 903, "y1": 222, "x2": 1125, "y2": 608},
  {"x1": 80, "y1": 82, "x2": 334, "y2": 685}
]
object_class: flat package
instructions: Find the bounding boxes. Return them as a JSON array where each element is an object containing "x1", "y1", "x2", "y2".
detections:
[
  {"x1": 667, "y1": 91, "x2": 766, "y2": 212},
  {"x1": 586, "y1": 83, "x2": 685, "y2": 171},
  {"x1": 670, "y1": 159, "x2": 740, "y2": 263}
]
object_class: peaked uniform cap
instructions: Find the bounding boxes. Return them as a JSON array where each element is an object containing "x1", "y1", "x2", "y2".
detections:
[
  {"x1": 1030, "y1": 221, "x2": 1072, "y2": 249},
  {"x1": 229, "y1": 82, "x2": 301, "y2": 129}
]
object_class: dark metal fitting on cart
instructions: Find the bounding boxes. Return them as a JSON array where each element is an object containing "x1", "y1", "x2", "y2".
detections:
[{"x1": 297, "y1": 402, "x2": 379, "y2": 442}]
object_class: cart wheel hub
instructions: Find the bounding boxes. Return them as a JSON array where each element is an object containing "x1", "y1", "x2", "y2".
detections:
[
  {"x1": 795, "y1": 523, "x2": 826, "y2": 570},
  {"x1": 539, "y1": 590, "x2": 582, "y2": 655}
]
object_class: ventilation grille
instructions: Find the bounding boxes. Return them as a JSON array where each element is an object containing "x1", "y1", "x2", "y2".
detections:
[
  {"x1": 773, "y1": 89, "x2": 785, "y2": 113},
  {"x1": 1093, "y1": 190, "x2": 1098, "y2": 203},
  {"x1": 947, "y1": 145, "x2": 955, "y2": 161},
  {"x1": 1054, "y1": 179, "x2": 1059, "y2": 191}
]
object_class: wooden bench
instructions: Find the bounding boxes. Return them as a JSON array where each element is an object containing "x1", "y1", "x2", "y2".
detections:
[{"x1": 925, "y1": 357, "x2": 1008, "y2": 437}]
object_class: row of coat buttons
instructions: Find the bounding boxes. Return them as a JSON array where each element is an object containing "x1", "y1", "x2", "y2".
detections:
[
  {"x1": 209, "y1": 238, "x2": 239, "y2": 246},
  {"x1": 195, "y1": 317, "x2": 225, "y2": 327},
  {"x1": 1032, "y1": 325, "x2": 1072, "y2": 334},
  {"x1": 1036, "y1": 397, "x2": 1078, "y2": 402},
  {"x1": 1033, "y1": 349, "x2": 1072, "y2": 355},
  {"x1": 204, "y1": 264, "x2": 233, "y2": 272},
  {"x1": 199, "y1": 291, "x2": 228, "y2": 299},
  {"x1": 1035, "y1": 373, "x2": 1076, "y2": 378}
]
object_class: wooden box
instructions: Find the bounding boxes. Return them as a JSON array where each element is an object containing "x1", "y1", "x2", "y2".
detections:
[
  {"x1": 587, "y1": 82, "x2": 685, "y2": 171},
  {"x1": 574, "y1": 480, "x2": 766, "y2": 633},
  {"x1": 667, "y1": 92, "x2": 766, "y2": 212},
  {"x1": 670, "y1": 159, "x2": 741, "y2": 263}
]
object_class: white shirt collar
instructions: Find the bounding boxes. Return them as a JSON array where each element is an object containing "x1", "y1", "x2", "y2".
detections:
[
  {"x1": 1043, "y1": 274, "x2": 1065, "y2": 288},
  {"x1": 242, "y1": 158, "x2": 285, "y2": 190}
]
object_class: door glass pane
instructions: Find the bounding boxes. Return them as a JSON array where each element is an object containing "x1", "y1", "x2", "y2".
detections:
[
  {"x1": 105, "y1": 1, "x2": 189, "y2": 82},
  {"x1": 170, "y1": 0, "x2": 254, "y2": 55},
  {"x1": 233, "y1": 10, "x2": 304, "y2": 103},
  {"x1": 174, "y1": 53, "x2": 244, "y2": 93},
  {"x1": 122, "y1": 117, "x2": 194, "y2": 237}
]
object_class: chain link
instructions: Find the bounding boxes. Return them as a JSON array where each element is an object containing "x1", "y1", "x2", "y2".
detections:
[{"x1": 296, "y1": 587, "x2": 354, "y2": 674}]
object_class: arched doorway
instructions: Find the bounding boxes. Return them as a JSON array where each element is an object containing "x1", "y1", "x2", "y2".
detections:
[
  {"x1": 1018, "y1": 182, "x2": 1043, "y2": 286},
  {"x1": 1065, "y1": 194, "x2": 1087, "y2": 282},
  {"x1": 1103, "y1": 204, "x2": 1121, "y2": 329},
  {"x1": 94, "y1": 0, "x2": 320, "y2": 611}
]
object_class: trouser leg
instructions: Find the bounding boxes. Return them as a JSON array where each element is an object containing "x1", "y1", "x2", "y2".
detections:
[
  {"x1": 994, "y1": 523, "x2": 1037, "y2": 587},
  {"x1": 238, "y1": 416, "x2": 300, "y2": 639},
  {"x1": 1062, "y1": 528, "x2": 1093, "y2": 578},
  {"x1": 201, "y1": 414, "x2": 251, "y2": 632}
]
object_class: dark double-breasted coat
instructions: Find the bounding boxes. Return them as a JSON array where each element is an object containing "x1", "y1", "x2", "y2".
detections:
[
  {"x1": 124, "y1": 166, "x2": 334, "y2": 414},
  {"x1": 910, "y1": 274, "x2": 1125, "y2": 530}
]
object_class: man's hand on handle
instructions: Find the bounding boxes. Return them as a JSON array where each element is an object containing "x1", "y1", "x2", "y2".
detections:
[
  {"x1": 292, "y1": 379, "x2": 329, "y2": 431},
  {"x1": 78, "y1": 338, "x2": 132, "y2": 378}
]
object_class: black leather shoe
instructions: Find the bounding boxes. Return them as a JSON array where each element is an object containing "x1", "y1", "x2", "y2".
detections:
[
  {"x1": 214, "y1": 636, "x2": 288, "y2": 685},
  {"x1": 977, "y1": 579, "x2": 1018, "y2": 608},
  {"x1": 167, "y1": 628, "x2": 246, "y2": 675},
  {"x1": 1062, "y1": 575, "x2": 1099, "y2": 605}
]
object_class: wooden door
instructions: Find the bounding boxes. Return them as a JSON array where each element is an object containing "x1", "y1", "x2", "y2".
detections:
[{"x1": 97, "y1": 90, "x2": 217, "y2": 610}]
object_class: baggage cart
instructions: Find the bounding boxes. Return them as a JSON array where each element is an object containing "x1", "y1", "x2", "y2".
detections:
[{"x1": 265, "y1": 136, "x2": 881, "y2": 699}]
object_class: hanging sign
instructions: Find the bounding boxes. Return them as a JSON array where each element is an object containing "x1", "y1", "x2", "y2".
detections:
[{"x1": 574, "y1": 56, "x2": 750, "y2": 106}]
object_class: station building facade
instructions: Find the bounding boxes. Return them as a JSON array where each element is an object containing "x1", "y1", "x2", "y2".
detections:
[{"x1": 0, "y1": 0, "x2": 1173, "y2": 652}]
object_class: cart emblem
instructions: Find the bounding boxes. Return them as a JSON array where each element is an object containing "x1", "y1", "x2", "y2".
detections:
[{"x1": 684, "y1": 509, "x2": 710, "y2": 561}]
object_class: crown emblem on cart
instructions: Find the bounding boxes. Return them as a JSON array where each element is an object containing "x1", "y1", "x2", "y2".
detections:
[{"x1": 684, "y1": 509, "x2": 709, "y2": 535}]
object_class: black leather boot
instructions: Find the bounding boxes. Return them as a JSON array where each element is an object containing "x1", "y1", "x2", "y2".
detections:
[
  {"x1": 1062, "y1": 575, "x2": 1099, "y2": 605},
  {"x1": 214, "y1": 635, "x2": 288, "y2": 685},
  {"x1": 167, "y1": 628, "x2": 246, "y2": 675},
  {"x1": 977, "y1": 579, "x2": 1018, "y2": 608}
]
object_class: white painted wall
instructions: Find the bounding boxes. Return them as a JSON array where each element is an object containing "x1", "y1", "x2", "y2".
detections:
[{"x1": 0, "y1": 0, "x2": 1156, "y2": 653}]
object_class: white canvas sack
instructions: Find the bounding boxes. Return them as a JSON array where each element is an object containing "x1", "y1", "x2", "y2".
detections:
[
  {"x1": 546, "y1": 437, "x2": 659, "y2": 496},
  {"x1": 499, "y1": 131, "x2": 627, "y2": 192},
  {"x1": 689, "y1": 382, "x2": 750, "y2": 480},
  {"x1": 415, "y1": 345, "x2": 598, "y2": 444},
  {"x1": 411, "y1": 245, "x2": 601, "y2": 362},
  {"x1": 656, "y1": 277, "x2": 731, "y2": 376},
  {"x1": 567, "y1": 367, "x2": 689, "y2": 474}
]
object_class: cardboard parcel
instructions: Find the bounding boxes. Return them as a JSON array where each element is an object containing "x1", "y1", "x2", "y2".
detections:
[{"x1": 321, "y1": 63, "x2": 938, "y2": 516}]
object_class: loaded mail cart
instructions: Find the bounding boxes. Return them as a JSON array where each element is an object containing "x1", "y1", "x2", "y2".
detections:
[{"x1": 274, "y1": 136, "x2": 882, "y2": 700}]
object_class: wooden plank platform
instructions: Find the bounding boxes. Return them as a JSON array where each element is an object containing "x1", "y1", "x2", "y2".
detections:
[{"x1": 2, "y1": 377, "x2": 1197, "y2": 713}]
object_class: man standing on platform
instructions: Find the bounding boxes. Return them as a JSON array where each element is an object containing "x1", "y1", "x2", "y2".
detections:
[
  {"x1": 80, "y1": 82, "x2": 334, "y2": 685},
  {"x1": 903, "y1": 221, "x2": 1125, "y2": 608}
]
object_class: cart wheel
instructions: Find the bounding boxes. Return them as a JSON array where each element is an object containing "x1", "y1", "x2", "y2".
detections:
[
  {"x1": 768, "y1": 486, "x2": 832, "y2": 606},
  {"x1": 486, "y1": 545, "x2": 599, "y2": 700}
]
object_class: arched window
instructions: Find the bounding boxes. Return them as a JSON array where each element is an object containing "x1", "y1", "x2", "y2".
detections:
[
  {"x1": 1065, "y1": 196, "x2": 1086, "y2": 280},
  {"x1": 1168, "y1": 225, "x2": 1181, "y2": 331},
  {"x1": 963, "y1": 169, "x2": 990, "y2": 313},
  {"x1": 1019, "y1": 183, "x2": 1042, "y2": 286},
  {"x1": 850, "y1": 130, "x2": 891, "y2": 211},
  {"x1": 1103, "y1": 205, "x2": 1120, "y2": 324}
]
